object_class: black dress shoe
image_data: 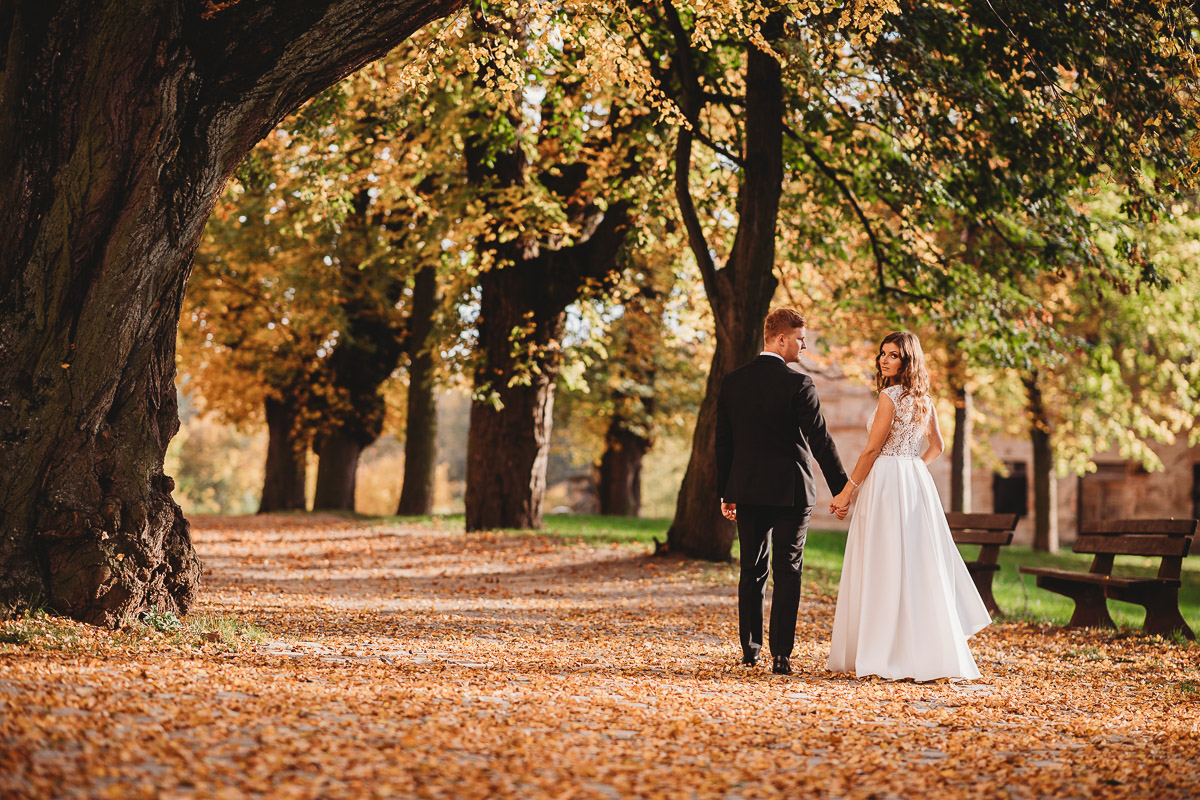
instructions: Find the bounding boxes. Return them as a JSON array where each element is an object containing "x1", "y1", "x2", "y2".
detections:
[
  {"x1": 741, "y1": 653, "x2": 758, "y2": 667},
  {"x1": 772, "y1": 655, "x2": 792, "y2": 675}
]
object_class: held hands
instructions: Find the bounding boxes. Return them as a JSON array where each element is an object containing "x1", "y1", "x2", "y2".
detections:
[
  {"x1": 829, "y1": 486, "x2": 854, "y2": 520},
  {"x1": 720, "y1": 502, "x2": 737, "y2": 521}
]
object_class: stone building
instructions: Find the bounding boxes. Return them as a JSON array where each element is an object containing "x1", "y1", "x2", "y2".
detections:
[{"x1": 802, "y1": 363, "x2": 1200, "y2": 545}]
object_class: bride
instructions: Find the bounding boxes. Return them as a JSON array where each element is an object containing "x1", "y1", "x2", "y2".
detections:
[{"x1": 826, "y1": 331, "x2": 990, "y2": 681}]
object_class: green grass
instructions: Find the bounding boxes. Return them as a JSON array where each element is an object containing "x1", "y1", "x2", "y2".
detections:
[
  {"x1": 0, "y1": 608, "x2": 267, "y2": 654},
  {"x1": 398, "y1": 512, "x2": 1200, "y2": 633},
  {"x1": 178, "y1": 613, "x2": 269, "y2": 649},
  {"x1": 0, "y1": 609, "x2": 84, "y2": 651},
  {"x1": 518, "y1": 514, "x2": 673, "y2": 545},
  {"x1": 383, "y1": 513, "x2": 673, "y2": 546}
]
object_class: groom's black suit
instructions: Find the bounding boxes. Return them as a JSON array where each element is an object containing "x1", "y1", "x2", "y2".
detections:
[{"x1": 716, "y1": 354, "x2": 848, "y2": 661}]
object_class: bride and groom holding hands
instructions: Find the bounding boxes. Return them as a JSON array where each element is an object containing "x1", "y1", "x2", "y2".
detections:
[{"x1": 715, "y1": 308, "x2": 990, "y2": 681}]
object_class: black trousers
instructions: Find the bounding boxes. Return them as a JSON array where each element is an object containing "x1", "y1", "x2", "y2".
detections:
[{"x1": 736, "y1": 504, "x2": 813, "y2": 660}]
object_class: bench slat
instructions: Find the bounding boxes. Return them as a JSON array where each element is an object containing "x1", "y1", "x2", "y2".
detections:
[
  {"x1": 1018, "y1": 566, "x2": 1180, "y2": 589},
  {"x1": 952, "y1": 530, "x2": 1014, "y2": 546},
  {"x1": 945, "y1": 512, "x2": 1020, "y2": 532},
  {"x1": 1073, "y1": 535, "x2": 1191, "y2": 558},
  {"x1": 1079, "y1": 518, "x2": 1198, "y2": 536}
]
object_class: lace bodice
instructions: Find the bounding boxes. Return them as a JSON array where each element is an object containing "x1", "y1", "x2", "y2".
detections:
[{"x1": 867, "y1": 384, "x2": 931, "y2": 458}]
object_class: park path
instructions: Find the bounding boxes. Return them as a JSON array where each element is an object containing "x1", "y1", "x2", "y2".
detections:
[{"x1": 2, "y1": 515, "x2": 1198, "y2": 799}]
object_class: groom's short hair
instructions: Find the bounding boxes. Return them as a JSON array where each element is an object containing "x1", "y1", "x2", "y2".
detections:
[{"x1": 763, "y1": 308, "x2": 806, "y2": 341}]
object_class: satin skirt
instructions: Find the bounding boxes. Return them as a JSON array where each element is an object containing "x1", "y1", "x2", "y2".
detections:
[{"x1": 828, "y1": 455, "x2": 991, "y2": 681}]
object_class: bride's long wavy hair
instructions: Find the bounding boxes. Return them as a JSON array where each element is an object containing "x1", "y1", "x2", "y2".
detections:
[{"x1": 876, "y1": 331, "x2": 932, "y2": 419}]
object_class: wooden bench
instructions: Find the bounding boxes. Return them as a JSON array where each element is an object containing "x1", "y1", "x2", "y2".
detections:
[
  {"x1": 947, "y1": 512, "x2": 1019, "y2": 616},
  {"x1": 1019, "y1": 518, "x2": 1197, "y2": 640}
]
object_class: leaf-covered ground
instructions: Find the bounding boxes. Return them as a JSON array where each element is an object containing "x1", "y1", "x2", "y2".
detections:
[{"x1": 2, "y1": 515, "x2": 1198, "y2": 799}]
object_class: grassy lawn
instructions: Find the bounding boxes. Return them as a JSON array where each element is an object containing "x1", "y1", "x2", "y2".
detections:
[{"x1": 385, "y1": 512, "x2": 1200, "y2": 632}]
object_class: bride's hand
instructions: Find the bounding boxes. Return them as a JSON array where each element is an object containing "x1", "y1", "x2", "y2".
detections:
[{"x1": 829, "y1": 489, "x2": 851, "y2": 518}]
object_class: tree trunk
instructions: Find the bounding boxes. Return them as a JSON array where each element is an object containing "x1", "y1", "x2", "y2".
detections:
[
  {"x1": 259, "y1": 398, "x2": 308, "y2": 513},
  {"x1": 463, "y1": 205, "x2": 632, "y2": 532},
  {"x1": 598, "y1": 422, "x2": 650, "y2": 517},
  {"x1": 0, "y1": 0, "x2": 463, "y2": 625},
  {"x1": 667, "y1": 331, "x2": 764, "y2": 560},
  {"x1": 313, "y1": 194, "x2": 422, "y2": 513},
  {"x1": 464, "y1": 267, "x2": 564, "y2": 531},
  {"x1": 465, "y1": 381, "x2": 557, "y2": 530},
  {"x1": 665, "y1": 11, "x2": 785, "y2": 560},
  {"x1": 397, "y1": 265, "x2": 440, "y2": 516},
  {"x1": 313, "y1": 431, "x2": 363, "y2": 511},
  {"x1": 950, "y1": 381, "x2": 973, "y2": 513},
  {"x1": 459, "y1": 61, "x2": 633, "y2": 531},
  {"x1": 1025, "y1": 374, "x2": 1059, "y2": 553}
]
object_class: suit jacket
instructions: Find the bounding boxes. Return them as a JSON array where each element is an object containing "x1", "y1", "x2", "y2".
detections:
[{"x1": 716, "y1": 354, "x2": 848, "y2": 509}]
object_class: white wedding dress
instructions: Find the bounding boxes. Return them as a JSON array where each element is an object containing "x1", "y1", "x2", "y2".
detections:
[{"x1": 827, "y1": 385, "x2": 991, "y2": 681}]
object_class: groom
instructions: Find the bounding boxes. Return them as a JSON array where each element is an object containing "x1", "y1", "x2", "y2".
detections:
[{"x1": 715, "y1": 308, "x2": 849, "y2": 675}]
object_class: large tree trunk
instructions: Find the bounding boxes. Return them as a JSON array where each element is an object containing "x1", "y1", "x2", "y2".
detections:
[
  {"x1": 1025, "y1": 373, "x2": 1059, "y2": 553},
  {"x1": 665, "y1": 11, "x2": 785, "y2": 560},
  {"x1": 463, "y1": 212, "x2": 632, "y2": 532},
  {"x1": 312, "y1": 195, "x2": 418, "y2": 513},
  {"x1": 668, "y1": 331, "x2": 765, "y2": 559},
  {"x1": 313, "y1": 431, "x2": 363, "y2": 511},
  {"x1": 598, "y1": 421, "x2": 650, "y2": 517},
  {"x1": 464, "y1": 267, "x2": 565, "y2": 531},
  {"x1": 310, "y1": 381, "x2": 386, "y2": 512},
  {"x1": 259, "y1": 397, "x2": 308, "y2": 513},
  {"x1": 950, "y1": 377, "x2": 973, "y2": 513},
  {"x1": 465, "y1": 380, "x2": 557, "y2": 530},
  {"x1": 397, "y1": 265, "x2": 440, "y2": 516},
  {"x1": 0, "y1": 0, "x2": 463, "y2": 625},
  {"x1": 460, "y1": 60, "x2": 633, "y2": 531}
]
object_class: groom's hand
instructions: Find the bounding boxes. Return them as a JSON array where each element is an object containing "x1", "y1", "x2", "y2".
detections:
[
  {"x1": 720, "y1": 502, "x2": 737, "y2": 521},
  {"x1": 829, "y1": 494, "x2": 849, "y2": 519}
]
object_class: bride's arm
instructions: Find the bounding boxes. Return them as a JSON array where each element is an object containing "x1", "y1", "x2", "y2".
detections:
[
  {"x1": 922, "y1": 403, "x2": 945, "y2": 465},
  {"x1": 830, "y1": 393, "x2": 894, "y2": 510}
]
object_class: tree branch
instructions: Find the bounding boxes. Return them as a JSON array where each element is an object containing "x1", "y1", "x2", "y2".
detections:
[
  {"x1": 692, "y1": 124, "x2": 744, "y2": 168},
  {"x1": 662, "y1": 1, "x2": 721, "y2": 296},
  {"x1": 787, "y1": 125, "x2": 934, "y2": 303},
  {"x1": 786, "y1": 125, "x2": 888, "y2": 290},
  {"x1": 187, "y1": 0, "x2": 467, "y2": 173}
]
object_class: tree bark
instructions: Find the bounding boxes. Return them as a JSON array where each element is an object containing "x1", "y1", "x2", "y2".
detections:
[
  {"x1": 464, "y1": 204, "x2": 633, "y2": 532},
  {"x1": 665, "y1": 11, "x2": 785, "y2": 560},
  {"x1": 950, "y1": 377, "x2": 973, "y2": 513},
  {"x1": 0, "y1": 0, "x2": 463, "y2": 625},
  {"x1": 397, "y1": 265, "x2": 440, "y2": 516},
  {"x1": 259, "y1": 397, "x2": 308, "y2": 513},
  {"x1": 313, "y1": 431, "x2": 363, "y2": 511},
  {"x1": 310, "y1": 221, "x2": 405, "y2": 510},
  {"x1": 1025, "y1": 373, "x2": 1059, "y2": 553},
  {"x1": 598, "y1": 421, "x2": 650, "y2": 517},
  {"x1": 464, "y1": 266, "x2": 565, "y2": 532}
]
